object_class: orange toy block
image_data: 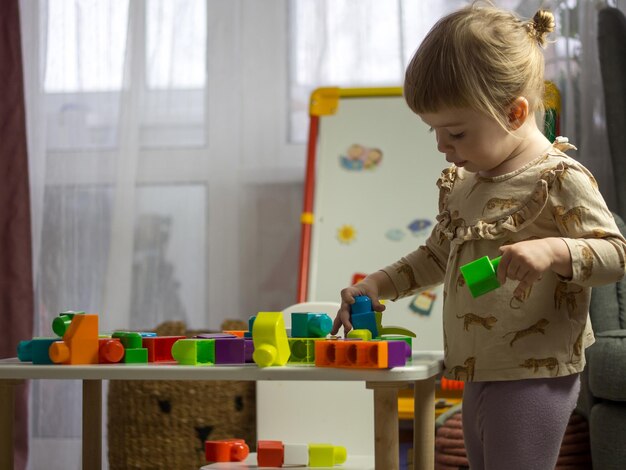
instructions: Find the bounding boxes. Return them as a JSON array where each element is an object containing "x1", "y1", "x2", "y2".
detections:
[
  {"x1": 222, "y1": 330, "x2": 246, "y2": 337},
  {"x1": 315, "y1": 340, "x2": 388, "y2": 369},
  {"x1": 205, "y1": 438, "x2": 249, "y2": 462},
  {"x1": 143, "y1": 336, "x2": 185, "y2": 362},
  {"x1": 49, "y1": 314, "x2": 99, "y2": 365},
  {"x1": 98, "y1": 338, "x2": 124, "y2": 363},
  {"x1": 257, "y1": 440, "x2": 284, "y2": 467}
]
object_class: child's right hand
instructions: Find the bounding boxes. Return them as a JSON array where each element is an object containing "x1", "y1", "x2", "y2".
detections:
[{"x1": 331, "y1": 279, "x2": 386, "y2": 336}]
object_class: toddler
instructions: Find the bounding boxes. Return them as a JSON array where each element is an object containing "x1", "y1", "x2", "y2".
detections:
[{"x1": 331, "y1": 4, "x2": 626, "y2": 469}]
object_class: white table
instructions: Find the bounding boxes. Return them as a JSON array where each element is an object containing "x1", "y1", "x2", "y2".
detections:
[{"x1": 0, "y1": 352, "x2": 442, "y2": 470}]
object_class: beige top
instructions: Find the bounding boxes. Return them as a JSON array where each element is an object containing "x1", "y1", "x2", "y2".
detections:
[{"x1": 382, "y1": 138, "x2": 626, "y2": 382}]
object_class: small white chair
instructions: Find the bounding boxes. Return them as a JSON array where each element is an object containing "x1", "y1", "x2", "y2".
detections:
[{"x1": 255, "y1": 302, "x2": 375, "y2": 457}]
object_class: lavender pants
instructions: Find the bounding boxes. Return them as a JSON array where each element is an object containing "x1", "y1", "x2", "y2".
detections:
[{"x1": 462, "y1": 374, "x2": 580, "y2": 470}]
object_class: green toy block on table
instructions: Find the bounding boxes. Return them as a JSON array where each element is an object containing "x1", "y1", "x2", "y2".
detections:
[{"x1": 460, "y1": 255, "x2": 502, "y2": 298}]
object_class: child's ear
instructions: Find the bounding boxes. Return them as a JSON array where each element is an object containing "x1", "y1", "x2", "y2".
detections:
[{"x1": 507, "y1": 97, "x2": 529, "y2": 130}]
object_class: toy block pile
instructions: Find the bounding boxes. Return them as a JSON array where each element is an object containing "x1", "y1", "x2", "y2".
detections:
[
  {"x1": 250, "y1": 296, "x2": 413, "y2": 369},
  {"x1": 17, "y1": 296, "x2": 413, "y2": 369},
  {"x1": 205, "y1": 438, "x2": 347, "y2": 468}
]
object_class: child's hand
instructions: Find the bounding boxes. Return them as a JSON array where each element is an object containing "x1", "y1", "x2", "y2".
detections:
[
  {"x1": 331, "y1": 280, "x2": 386, "y2": 336},
  {"x1": 497, "y1": 238, "x2": 572, "y2": 297}
]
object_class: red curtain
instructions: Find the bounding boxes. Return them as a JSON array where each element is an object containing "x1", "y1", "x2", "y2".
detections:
[{"x1": 0, "y1": 1, "x2": 35, "y2": 468}]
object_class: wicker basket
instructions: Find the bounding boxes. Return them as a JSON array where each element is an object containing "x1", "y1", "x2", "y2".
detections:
[{"x1": 107, "y1": 321, "x2": 256, "y2": 470}]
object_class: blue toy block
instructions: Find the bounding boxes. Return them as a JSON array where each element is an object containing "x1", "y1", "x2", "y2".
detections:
[
  {"x1": 245, "y1": 316, "x2": 256, "y2": 338},
  {"x1": 351, "y1": 311, "x2": 379, "y2": 338},
  {"x1": 18, "y1": 338, "x2": 63, "y2": 364},
  {"x1": 291, "y1": 313, "x2": 332, "y2": 338},
  {"x1": 351, "y1": 296, "x2": 372, "y2": 315}
]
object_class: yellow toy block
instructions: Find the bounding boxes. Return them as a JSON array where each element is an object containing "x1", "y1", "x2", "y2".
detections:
[
  {"x1": 308, "y1": 443, "x2": 347, "y2": 467},
  {"x1": 347, "y1": 328, "x2": 372, "y2": 341},
  {"x1": 252, "y1": 312, "x2": 291, "y2": 367}
]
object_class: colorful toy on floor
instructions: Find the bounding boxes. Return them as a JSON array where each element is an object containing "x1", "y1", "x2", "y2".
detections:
[
  {"x1": 460, "y1": 255, "x2": 502, "y2": 297},
  {"x1": 205, "y1": 438, "x2": 249, "y2": 463},
  {"x1": 255, "y1": 440, "x2": 347, "y2": 468}
]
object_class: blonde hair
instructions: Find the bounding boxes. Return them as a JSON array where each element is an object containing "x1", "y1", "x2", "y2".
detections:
[{"x1": 404, "y1": 3, "x2": 555, "y2": 129}]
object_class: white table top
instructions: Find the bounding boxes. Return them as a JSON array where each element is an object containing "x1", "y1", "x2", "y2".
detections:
[{"x1": 0, "y1": 351, "x2": 442, "y2": 382}]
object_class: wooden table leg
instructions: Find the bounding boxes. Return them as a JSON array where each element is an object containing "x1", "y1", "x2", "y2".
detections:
[
  {"x1": 366, "y1": 381, "x2": 409, "y2": 470},
  {"x1": 83, "y1": 379, "x2": 102, "y2": 470},
  {"x1": 413, "y1": 376, "x2": 436, "y2": 470},
  {"x1": 0, "y1": 379, "x2": 23, "y2": 470}
]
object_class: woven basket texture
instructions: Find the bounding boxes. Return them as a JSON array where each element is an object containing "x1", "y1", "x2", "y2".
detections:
[{"x1": 107, "y1": 320, "x2": 256, "y2": 470}]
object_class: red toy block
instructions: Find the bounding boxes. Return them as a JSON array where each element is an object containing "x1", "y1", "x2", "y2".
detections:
[
  {"x1": 98, "y1": 338, "x2": 124, "y2": 363},
  {"x1": 315, "y1": 340, "x2": 389, "y2": 368},
  {"x1": 257, "y1": 440, "x2": 284, "y2": 467},
  {"x1": 143, "y1": 335, "x2": 185, "y2": 362},
  {"x1": 205, "y1": 438, "x2": 249, "y2": 462},
  {"x1": 49, "y1": 314, "x2": 99, "y2": 365}
]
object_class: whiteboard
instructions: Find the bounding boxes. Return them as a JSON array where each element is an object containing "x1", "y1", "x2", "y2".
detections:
[{"x1": 305, "y1": 89, "x2": 445, "y2": 351}]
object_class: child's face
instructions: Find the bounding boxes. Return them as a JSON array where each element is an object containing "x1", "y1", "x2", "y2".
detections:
[{"x1": 419, "y1": 107, "x2": 519, "y2": 177}]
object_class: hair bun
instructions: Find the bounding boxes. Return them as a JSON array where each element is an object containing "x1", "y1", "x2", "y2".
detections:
[{"x1": 527, "y1": 10, "x2": 555, "y2": 47}]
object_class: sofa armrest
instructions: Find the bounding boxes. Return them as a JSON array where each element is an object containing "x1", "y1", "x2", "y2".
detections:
[{"x1": 587, "y1": 330, "x2": 626, "y2": 402}]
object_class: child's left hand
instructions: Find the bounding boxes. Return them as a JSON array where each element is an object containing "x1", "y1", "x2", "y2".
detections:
[{"x1": 497, "y1": 238, "x2": 572, "y2": 297}]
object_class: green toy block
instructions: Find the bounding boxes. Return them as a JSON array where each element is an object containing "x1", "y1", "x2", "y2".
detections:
[
  {"x1": 52, "y1": 311, "x2": 85, "y2": 337},
  {"x1": 460, "y1": 255, "x2": 502, "y2": 298},
  {"x1": 171, "y1": 339, "x2": 216, "y2": 365},
  {"x1": 123, "y1": 348, "x2": 148, "y2": 363},
  {"x1": 112, "y1": 331, "x2": 143, "y2": 349},
  {"x1": 287, "y1": 338, "x2": 318, "y2": 364}
]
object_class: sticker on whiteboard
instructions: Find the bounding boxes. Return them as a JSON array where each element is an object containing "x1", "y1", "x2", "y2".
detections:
[
  {"x1": 339, "y1": 144, "x2": 383, "y2": 171},
  {"x1": 407, "y1": 219, "x2": 432, "y2": 235},
  {"x1": 337, "y1": 224, "x2": 357, "y2": 244},
  {"x1": 410, "y1": 290, "x2": 437, "y2": 316},
  {"x1": 385, "y1": 228, "x2": 405, "y2": 241}
]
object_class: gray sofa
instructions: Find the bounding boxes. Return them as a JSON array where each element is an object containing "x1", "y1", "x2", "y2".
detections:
[{"x1": 578, "y1": 212, "x2": 626, "y2": 469}]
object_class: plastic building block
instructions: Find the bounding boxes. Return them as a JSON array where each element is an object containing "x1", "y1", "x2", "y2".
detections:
[
  {"x1": 287, "y1": 338, "x2": 319, "y2": 364},
  {"x1": 349, "y1": 296, "x2": 379, "y2": 337},
  {"x1": 49, "y1": 314, "x2": 99, "y2": 365},
  {"x1": 460, "y1": 255, "x2": 502, "y2": 297},
  {"x1": 214, "y1": 337, "x2": 246, "y2": 364},
  {"x1": 347, "y1": 329, "x2": 372, "y2": 341},
  {"x1": 351, "y1": 311, "x2": 379, "y2": 338},
  {"x1": 291, "y1": 312, "x2": 332, "y2": 338},
  {"x1": 112, "y1": 331, "x2": 148, "y2": 363},
  {"x1": 195, "y1": 333, "x2": 238, "y2": 339},
  {"x1": 283, "y1": 443, "x2": 309, "y2": 466},
  {"x1": 52, "y1": 310, "x2": 85, "y2": 337},
  {"x1": 351, "y1": 295, "x2": 372, "y2": 314},
  {"x1": 244, "y1": 338, "x2": 254, "y2": 363},
  {"x1": 245, "y1": 316, "x2": 256, "y2": 338},
  {"x1": 308, "y1": 443, "x2": 347, "y2": 467},
  {"x1": 143, "y1": 335, "x2": 185, "y2": 362},
  {"x1": 385, "y1": 340, "x2": 409, "y2": 368},
  {"x1": 98, "y1": 338, "x2": 125, "y2": 363},
  {"x1": 17, "y1": 338, "x2": 59, "y2": 364},
  {"x1": 252, "y1": 312, "x2": 291, "y2": 367},
  {"x1": 171, "y1": 338, "x2": 215, "y2": 365},
  {"x1": 222, "y1": 330, "x2": 246, "y2": 337},
  {"x1": 257, "y1": 440, "x2": 284, "y2": 467},
  {"x1": 205, "y1": 438, "x2": 249, "y2": 462},
  {"x1": 315, "y1": 340, "x2": 389, "y2": 369}
]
